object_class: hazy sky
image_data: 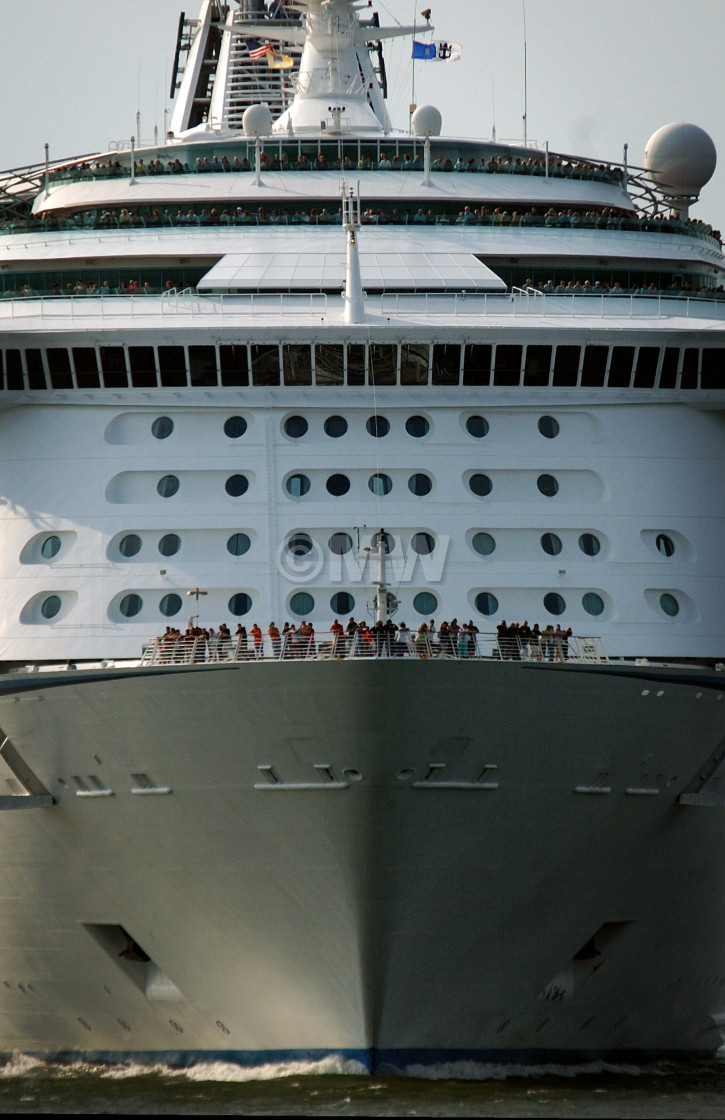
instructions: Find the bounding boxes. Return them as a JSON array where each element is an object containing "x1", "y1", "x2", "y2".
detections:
[{"x1": 3, "y1": 0, "x2": 724, "y2": 223}]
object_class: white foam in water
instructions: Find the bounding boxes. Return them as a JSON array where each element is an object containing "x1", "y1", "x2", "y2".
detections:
[
  {"x1": 178, "y1": 1055, "x2": 370, "y2": 1082},
  {"x1": 0, "y1": 1054, "x2": 48, "y2": 1078}
]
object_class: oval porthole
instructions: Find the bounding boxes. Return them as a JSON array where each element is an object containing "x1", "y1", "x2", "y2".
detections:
[
  {"x1": 369, "y1": 473, "x2": 392, "y2": 496},
  {"x1": 543, "y1": 592, "x2": 566, "y2": 616},
  {"x1": 466, "y1": 415, "x2": 489, "y2": 439},
  {"x1": 152, "y1": 416, "x2": 174, "y2": 440},
  {"x1": 284, "y1": 415, "x2": 308, "y2": 438},
  {"x1": 290, "y1": 591, "x2": 315, "y2": 616},
  {"x1": 578, "y1": 533, "x2": 600, "y2": 556},
  {"x1": 469, "y1": 474, "x2": 492, "y2": 497},
  {"x1": 225, "y1": 474, "x2": 249, "y2": 497},
  {"x1": 160, "y1": 593, "x2": 182, "y2": 617},
  {"x1": 157, "y1": 475, "x2": 179, "y2": 498},
  {"x1": 331, "y1": 592, "x2": 355, "y2": 615},
  {"x1": 540, "y1": 533, "x2": 562, "y2": 556},
  {"x1": 41, "y1": 535, "x2": 62, "y2": 560},
  {"x1": 120, "y1": 594, "x2": 143, "y2": 618},
  {"x1": 472, "y1": 532, "x2": 496, "y2": 556},
  {"x1": 413, "y1": 591, "x2": 438, "y2": 616},
  {"x1": 537, "y1": 474, "x2": 559, "y2": 497},
  {"x1": 538, "y1": 415, "x2": 560, "y2": 439},
  {"x1": 41, "y1": 595, "x2": 62, "y2": 620},
  {"x1": 411, "y1": 532, "x2": 435, "y2": 555},
  {"x1": 582, "y1": 592, "x2": 604, "y2": 616},
  {"x1": 159, "y1": 533, "x2": 181, "y2": 557},
  {"x1": 286, "y1": 474, "x2": 310, "y2": 497},
  {"x1": 660, "y1": 593, "x2": 679, "y2": 617},
  {"x1": 408, "y1": 473, "x2": 432, "y2": 496},
  {"x1": 656, "y1": 534, "x2": 675, "y2": 557},
  {"x1": 287, "y1": 534, "x2": 313, "y2": 556},
  {"x1": 475, "y1": 592, "x2": 499, "y2": 616},
  {"x1": 228, "y1": 593, "x2": 252, "y2": 617},
  {"x1": 119, "y1": 534, "x2": 142, "y2": 558},
  {"x1": 406, "y1": 415, "x2": 429, "y2": 438},
  {"x1": 329, "y1": 532, "x2": 353, "y2": 555},
  {"x1": 227, "y1": 533, "x2": 251, "y2": 557}
]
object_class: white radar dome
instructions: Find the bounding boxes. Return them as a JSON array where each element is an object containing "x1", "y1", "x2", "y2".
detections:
[
  {"x1": 412, "y1": 105, "x2": 442, "y2": 137},
  {"x1": 243, "y1": 104, "x2": 273, "y2": 138},
  {"x1": 644, "y1": 122, "x2": 716, "y2": 198}
]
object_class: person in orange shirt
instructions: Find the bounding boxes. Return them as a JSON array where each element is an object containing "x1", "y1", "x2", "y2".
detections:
[
  {"x1": 250, "y1": 623, "x2": 263, "y2": 658},
  {"x1": 267, "y1": 621, "x2": 281, "y2": 659}
]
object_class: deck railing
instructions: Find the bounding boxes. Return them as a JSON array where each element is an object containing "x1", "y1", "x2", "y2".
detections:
[{"x1": 140, "y1": 631, "x2": 607, "y2": 667}]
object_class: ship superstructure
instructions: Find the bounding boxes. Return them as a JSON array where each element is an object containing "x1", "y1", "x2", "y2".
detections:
[{"x1": 0, "y1": 0, "x2": 722, "y2": 1072}]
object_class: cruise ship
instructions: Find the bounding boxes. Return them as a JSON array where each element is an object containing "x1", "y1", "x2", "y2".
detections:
[{"x1": 0, "y1": 0, "x2": 723, "y2": 1072}]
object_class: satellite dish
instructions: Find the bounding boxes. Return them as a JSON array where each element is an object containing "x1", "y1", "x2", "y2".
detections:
[
  {"x1": 644, "y1": 122, "x2": 716, "y2": 198},
  {"x1": 412, "y1": 105, "x2": 443, "y2": 138},
  {"x1": 243, "y1": 104, "x2": 273, "y2": 138}
]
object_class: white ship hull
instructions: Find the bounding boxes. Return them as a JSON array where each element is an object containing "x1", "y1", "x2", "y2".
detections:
[{"x1": 0, "y1": 657, "x2": 723, "y2": 1069}]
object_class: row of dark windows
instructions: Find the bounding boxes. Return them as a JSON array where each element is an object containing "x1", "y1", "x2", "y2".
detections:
[{"x1": 1, "y1": 342, "x2": 723, "y2": 391}]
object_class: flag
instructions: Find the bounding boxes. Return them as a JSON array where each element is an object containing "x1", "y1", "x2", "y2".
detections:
[
  {"x1": 434, "y1": 40, "x2": 462, "y2": 62},
  {"x1": 412, "y1": 40, "x2": 437, "y2": 60},
  {"x1": 268, "y1": 50, "x2": 295, "y2": 70},
  {"x1": 249, "y1": 42, "x2": 274, "y2": 60}
]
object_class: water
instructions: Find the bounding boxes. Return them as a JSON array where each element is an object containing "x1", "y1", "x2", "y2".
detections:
[{"x1": 1, "y1": 1055, "x2": 725, "y2": 1116}]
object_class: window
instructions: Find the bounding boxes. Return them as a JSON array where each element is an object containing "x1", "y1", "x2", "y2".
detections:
[
  {"x1": 472, "y1": 532, "x2": 496, "y2": 556},
  {"x1": 578, "y1": 533, "x2": 600, "y2": 556},
  {"x1": 369, "y1": 473, "x2": 392, "y2": 496},
  {"x1": 553, "y1": 345, "x2": 580, "y2": 387},
  {"x1": 160, "y1": 593, "x2": 182, "y2": 617},
  {"x1": 224, "y1": 416, "x2": 247, "y2": 439},
  {"x1": 408, "y1": 473, "x2": 432, "y2": 496},
  {"x1": 581, "y1": 345, "x2": 607, "y2": 388},
  {"x1": 681, "y1": 348, "x2": 699, "y2": 390},
  {"x1": 366, "y1": 415, "x2": 390, "y2": 438},
  {"x1": 466, "y1": 415, "x2": 489, "y2": 439},
  {"x1": 493, "y1": 344, "x2": 522, "y2": 386},
  {"x1": 286, "y1": 474, "x2": 310, "y2": 497},
  {"x1": 73, "y1": 347, "x2": 100, "y2": 389},
  {"x1": 157, "y1": 475, "x2": 179, "y2": 498},
  {"x1": 119, "y1": 534, "x2": 142, "y2": 557},
  {"x1": 413, "y1": 591, "x2": 438, "y2": 615},
  {"x1": 284, "y1": 415, "x2": 308, "y2": 438},
  {"x1": 538, "y1": 415, "x2": 559, "y2": 439},
  {"x1": 634, "y1": 347, "x2": 659, "y2": 389},
  {"x1": 701, "y1": 349, "x2": 725, "y2": 390},
  {"x1": 158, "y1": 346, "x2": 187, "y2": 388},
  {"x1": 406, "y1": 415, "x2": 429, "y2": 438},
  {"x1": 228, "y1": 593, "x2": 252, "y2": 616},
  {"x1": 220, "y1": 344, "x2": 249, "y2": 387},
  {"x1": 120, "y1": 594, "x2": 143, "y2": 618},
  {"x1": 524, "y1": 345, "x2": 551, "y2": 387},
  {"x1": 225, "y1": 474, "x2": 249, "y2": 497},
  {"x1": 370, "y1": 344, "x2": 396, "y2": 386},
  {"x1": 537, "y1": 474, "x2": 559, "y2": 497},
  {"x1": 660, "y1": 347, "x2": 679, "y2": 389},
  {"x1": 541, "y1": 533, "x2": 562, "y2": 556},
  {"x1": 329, "y1": 532, "x2": 353, "y2": 555},
  {"x1": 543, "y1": 592, "x2": 566, "y2": 615},
  {"x1": 41, "y1": 536, "x2": 61, "y2": 560},
  {"x1": 475, "y1": 592, "x2": 498, "y2": 616},
  {"x1": 159, "y1": 534, "x2": 181, "y2": 557},
  {"x1": 411, "y1": 533, "x2": 435, "y2": 555},
  {"x1": 100, "y1": 347, "x2": 128, "y2": 389},
  {"x1": 315, "y1": 344, "x2": 344, "y2": 386},
  {"x1": 347, "y1": 344, "x2": 366, "y2": 386},
  {"x1": 327, "y1": 474, "x2": 350, "y2": 496},
  {"x1": 227, "y1": 533, "x2": 251, "y2": 556},
  {"x1": 463, "y1": 344, "x2": 491, "y2": 386},
  {"x1": 582, "y1": 592, "x2": 604, "y2": 616},
  {"x1": 283, "y1": 345, "x2": 312, "y2": 386},
  {"x1": 324, "y1": 415, "x2": 347, "y2": 437},
  {"x1": 660, "y1": 593, "x2": 679, "y2": 617},
  {"x1": 432, "y1": 343, "x2": 461, "y2": 385},
  {"x1": 129, "y1": 346, "x2": 157, "y2": 388},
  {"x1": 47, "y1": 348, "x2": 73, "y2": 390},
  {"x1": 370, "y1": 531, "x2": 394, "y2": 554},
  {"x1": 656, "y1": 534, "x2": 675, "y2": 557},
  {"x1": 41, "y1": 595, "x2": 62, "y2": 619},
  {"x1": 189, "y1": 346, "x2": 216, "y2": 387},
  {"x1": 26, "y1": 349, "x2": 47, "y2": 390},
  {"x1": 331, "y1": 592, "x2": 355, "y2": 615},
  {"x1": 469, "y1": 474, "x2": 492, "y2": 497},
  {"x1": 151, "y1": 416, "x2": 173, "y2": 440},
  {"x1": 401, "y1": 344, "x2": 429, "y2": 385},
  {"x1": 290, "y1": 592, "x2": 315, "y2": 616},
  {"x1": 608, "y1": 346, "x2": 634, "y2": 388},
  {"x1": 287, "y1": 534, "x2": 312, "y2": 556},
  {"x1": 5, "y1": 350, "x2": 23, "y2": 390},
  {"x1": 251, "y1": 344, "x2": 280, "y2": 386}
]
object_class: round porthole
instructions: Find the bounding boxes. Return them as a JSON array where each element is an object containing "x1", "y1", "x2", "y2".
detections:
[
  {"x1": 466, "y1": 415, "x2": 489, "y2": 438},
  {"x1": 406, "y1": 415, "x2": 429, "y2": 438},
  {"x1": 160, "y1": 593, "x2": 182, "y2": 617},
  {"x1": 290, "y1": 591, "x2": 315, "y2": 616},
  {"x1": 366, "y1": 415, "x2": 390, "y2": 438},
  {"x1": 411, "y1": 533, "x2": 435, "y2": 555},
  {"x1": 227, "y1": 533, "x2": 251, "y2": 557},
  {"x1": 370, "y1": 532, "x2": 394, "y2": 554},
  {"x1": 413, "y1": 592, "x2": 438, "y2": 615},
  {"x1": 119, "y1": 534, "x2": 142, "y2": 558},
  {"x1": 159, "y1": 534, "x2": 181, "y2": 557},
  {"x1": 540, "y1": 533, "x2": 562, "y2": 556},
  {"x1": 408, "y1": 473, "x2": 432, "y2": 496},
  {"x1": 284, "y1": 415, "x2": 308, "y2": 438},
  {"x1": 475, "y1": 592, "x2": 499, "y2": 616},
  {"x1": 538, "y1": 415, "x2": 560, "y2": 439},
  {"x1": 225, "y1": 474, "x2": 249, "y2": 497},
  {"x1": 286, "y1": 474, "x2": 311, "y2": 497},
  {"x1": 469, "y1": 474, "x2": 492, "y2": 497},
  {"x1": 324, "y1": 415, "x2": 347, "y2": 438},
  {"x1": 326, "y1": 474, "x2": 350, "y2": 496},
  {"x1": 578, "y1": 533, "x2": 600, "y2": 556},
  {"x1": 331, "y1": 592, "x2": 355, "y2": 614},
  {"x1": 228, "y1": 593, "x2": 252, "y2": 617},
  {"x1": 543, "y1": 592, "x2": 566, "y2": 616},
  {"x1": 582, "y1": 592, "x2": 604, "y2": 616},
  {"x1": 41, "y1": 595, "x2": 62, "y2": 620},
  {"x1": 287, "y1": 534, "x2": 313, "y2": 557},
  {"x1": 224, "y1": 415, "x2": 247, "y2": 439},
  {"x1": 329, "y1": 532, "x2": 353, "y2": 555},
  {"x1": 537, "y1": 474, "x2": 559, "y2": 497},
  {"x1": 41, "y1": 535, "x2": 61, "y2": 560},
  {"x1": 369, "y1": 473, "x2": 392, "y2": 496},
  {"x1": 472, "y1": 532, "x2": 496, "y2": 556},
  {"x1": 120, "y1": 594, "x2": 143, "y2": 618},
  {"x1": 152, "y1": 416, "x2": 173, "y2": 440},
  {"x1": 157, "y1": 475, "x2": 179, "y2": 498}
]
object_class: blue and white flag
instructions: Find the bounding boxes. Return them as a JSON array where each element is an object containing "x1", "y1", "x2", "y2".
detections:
[{"x1": 412, "y1": 40, "x2": 462, "y2": 61}]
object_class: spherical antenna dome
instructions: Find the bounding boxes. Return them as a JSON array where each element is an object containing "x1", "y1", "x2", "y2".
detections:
[
  {"x1": 644, "y1": 122, "x2": 716, "y2": 197},
  {"x1": 412, "y1": 105, "x2": 442, "y2": 138},
  {"x1": 243, "y1": 104, "x2": 273, "y2": 138}
]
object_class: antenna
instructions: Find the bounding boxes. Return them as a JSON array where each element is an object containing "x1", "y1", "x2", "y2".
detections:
[{"x1": 522, "y1": 0, "x2": 528, "y2": 147}]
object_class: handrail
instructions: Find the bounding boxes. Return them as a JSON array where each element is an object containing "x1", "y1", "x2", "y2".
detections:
[{"x1": 139, "y1": 631, "x2": 607, "y2": 667}]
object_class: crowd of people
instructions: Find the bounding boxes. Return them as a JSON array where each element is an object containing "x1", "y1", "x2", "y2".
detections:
[{"x1": 149, "y1": 616, "x2": 575, "y2": 663}]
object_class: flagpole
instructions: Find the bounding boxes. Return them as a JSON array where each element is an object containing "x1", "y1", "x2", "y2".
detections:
[
  {"x1": 522, "y1": 0, "x2": 528, "y2": 148},
  {"x1": 410, "y1": 14, "x2": 417, "y2": 135}
]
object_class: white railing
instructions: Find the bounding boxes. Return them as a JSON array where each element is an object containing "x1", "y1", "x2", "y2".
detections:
[{"x1": 140, "y1": 631, "x2": 607, "y2": 667}]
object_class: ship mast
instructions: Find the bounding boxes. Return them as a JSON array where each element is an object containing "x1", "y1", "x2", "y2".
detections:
[{"x1": 371, "y1": 529, "x2": 399, "y2": 625}]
